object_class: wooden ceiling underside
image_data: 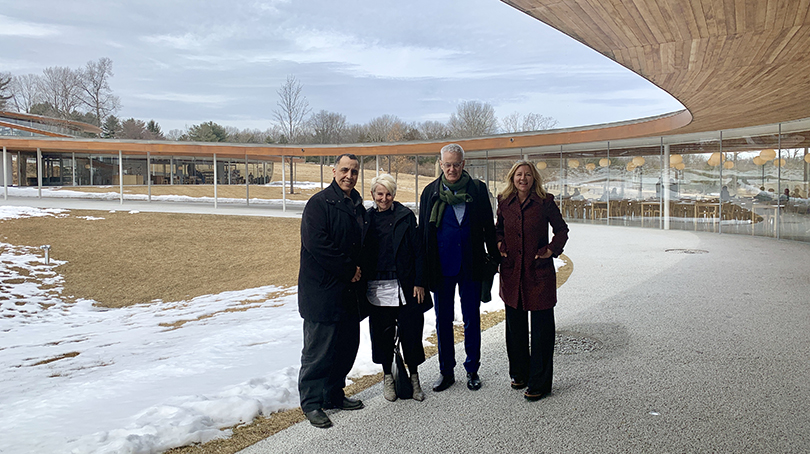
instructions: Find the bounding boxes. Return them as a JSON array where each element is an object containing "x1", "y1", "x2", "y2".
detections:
[{"x1": 503, "y1": 0, "x2": 810, "y2": 133}]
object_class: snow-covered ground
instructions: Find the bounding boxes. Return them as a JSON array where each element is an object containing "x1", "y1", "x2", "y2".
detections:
[
  {"x1": 1, "y1": 204, "x2": 552, "y2": 454},
  {"x1": 3, "y1": 186, "x2": 313, "y2": 208}
]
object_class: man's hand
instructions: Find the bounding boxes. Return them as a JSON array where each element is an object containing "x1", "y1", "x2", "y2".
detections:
[
  {"x1": 414, "y1": 286, "x2": 425, "y2": 304},
  {"x1": 351, "y1": 266, "x2": 362, "y2": 282}
]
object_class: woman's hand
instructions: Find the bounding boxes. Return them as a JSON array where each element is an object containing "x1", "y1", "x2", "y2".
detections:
[
  {"x1": 351, "y1": 266, "x2": 362, "y2": 282},
  {"x1": 535, "y1": 249, "x2": 553, "y2": 260},
  {"x1": 414, "y1": 286, "x2": 425, "y2": 304},
  {"x1": 498, "y1": 241, "x2": 507, "y2": 257}
]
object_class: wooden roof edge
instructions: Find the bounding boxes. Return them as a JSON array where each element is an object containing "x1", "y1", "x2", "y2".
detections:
[
  {"x1": 0, "y1": 110, "x2": 102, "y2": 134},
  {"x1": 0, "y1": 120, "x2": 74, "y2": 138},
  {"x1": 0, "y1": 110, "x2": 694, "y2": 157}
]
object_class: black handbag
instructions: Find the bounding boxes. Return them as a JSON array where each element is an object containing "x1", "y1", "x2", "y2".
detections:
[
  {"x1": 391, "y1": 330, "x2": 413, "y2": 399},
  {"x1": 480, "y1": 253, "x2": 499, "y2": 303}
]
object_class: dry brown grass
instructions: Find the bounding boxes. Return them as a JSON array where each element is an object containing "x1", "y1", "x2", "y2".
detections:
[
  {"x1": 1, "y1": 187, "x2": 572, "y2": 454},
  {"x1": 1, "y1": 211, "x2": 300, "y2": 307}
]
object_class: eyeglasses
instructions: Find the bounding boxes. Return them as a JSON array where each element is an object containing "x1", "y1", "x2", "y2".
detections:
[{"x1": 441, "y1": 162, "x2": 463, "y2": 169}]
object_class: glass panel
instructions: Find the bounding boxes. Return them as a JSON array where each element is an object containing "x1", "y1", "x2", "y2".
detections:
[
  {"x1": 714, "y1": 125, "x2": 780, "y2": 238},
  {"x1": 120, "y1": 155, "x2": 147, "y2": 186}
]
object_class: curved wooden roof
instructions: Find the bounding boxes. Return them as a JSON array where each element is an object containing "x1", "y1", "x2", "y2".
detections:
[
  {"x1": 0, "y1": 110, "x2": 103, "y2": 136},
  {"x1": 503, "y1": 0, "x2": 810, "y2": 133},
  {"x1": 2, "y1": 0, "x2": 810, "y2": 158}
]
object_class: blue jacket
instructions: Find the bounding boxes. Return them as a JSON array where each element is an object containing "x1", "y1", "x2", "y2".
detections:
[{"x1": 418, "y1": 175, "x2": 498, "y2": 291}]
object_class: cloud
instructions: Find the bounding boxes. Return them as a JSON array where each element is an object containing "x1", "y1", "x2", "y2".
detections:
[
  {"x1": 272, "y1": 29, "x2": 475, "y2": 79},
  {"x1": 141, "y1": 33, "x2": 207, "y2": 51},
  {"x1": 251, "y1": 0, "x2": 291, "y2": 15},
  {"x1": 0, "y1": 14, "x2": 61, "y2": 38},
  {"x1": 133, "y1": 92, "x2": 235, "y2": 106}
]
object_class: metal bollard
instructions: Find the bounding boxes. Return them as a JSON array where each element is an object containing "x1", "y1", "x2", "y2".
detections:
[{"x1": 40, "y1": 245, "x2": 51, "y2": 264}]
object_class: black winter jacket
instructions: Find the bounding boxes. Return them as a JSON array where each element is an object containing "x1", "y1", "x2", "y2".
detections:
[
  {"x1": 361, "y1": 201, "x2": 433, "y2": 311},
  {"x1": 298, "y1": 180, "x2": 368, "y2": 322}
]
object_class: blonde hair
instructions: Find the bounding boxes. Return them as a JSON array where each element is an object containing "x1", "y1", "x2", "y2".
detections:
[
  {"x1": 369, "y1": 173, "x2": 397, "y2": 197},
  {"x1": 499, "y1": 160, "x2": 547, "y2": 199}
]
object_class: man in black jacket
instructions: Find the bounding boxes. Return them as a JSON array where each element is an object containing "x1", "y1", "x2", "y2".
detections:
[
  {"x1": 298, "y1": 154, "x2": 367, "y2": 428},
  {"x1": 418, "y1": 144, "x2": 498, "y2": 393}
]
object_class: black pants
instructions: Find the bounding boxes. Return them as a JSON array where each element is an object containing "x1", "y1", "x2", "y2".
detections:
[
  {"x1": 368, "y1": 303, "x2": 425, "y2": 372},
  {"x1": 505, "y1": 305, "x2": 555, "y2": 393},
  {"x1": 298, "y1": 317, "x2": 360, "y2": 412}
]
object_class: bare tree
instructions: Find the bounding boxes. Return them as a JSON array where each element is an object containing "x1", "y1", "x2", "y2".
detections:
[
  {"x1": 502, "y1": 111, "x2": 558, "y2": 133},
  {"x1": 273, "y1": 75, "x2": 311, "y2": 143},
  {"x1": 0, "y1": 72, "x2": 11, "y2": 110},
  {"x1": 224, "y1": 126, "x2": 276, "y2": 143},
  {"x1": 448, "y1": 100, "x2": 499, "y2": 138},
  {"x1": 366, "y1": 114, "x2": 411, "y2": 142},
  {"x1": 9, "y1": 74, "x2": 42, "y2": 113},
  {"x1": 39, "y1": 66, "x2": 82, "y2": 119},
  {"x1": 309, "y1": 110, "x2": 347, "y2": 144},
  {"x1": 416, "y1": 120, "x2": 450, "y2": 140},
  {"x1": 166, "y1": 128, "x2": 185, "y2": 141},
  {"x1": 79, "y1": 57, "x2": 121, "y2": 127},
  {"x1": 343, "y1": 123, "x2": 369, "y2": 143}
]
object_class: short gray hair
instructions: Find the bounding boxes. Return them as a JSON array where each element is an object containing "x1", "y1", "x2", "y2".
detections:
[
  {"x1": 440, "y1": 143, "x2": 465, "y2": 161},
  {"x1": 369, "y1": 173, "x2": 397, "y2": 197}
]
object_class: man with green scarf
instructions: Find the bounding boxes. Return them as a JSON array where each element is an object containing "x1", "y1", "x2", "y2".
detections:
[{"x1": 418, "y1": 143, "x2": 498, "y2": 393}]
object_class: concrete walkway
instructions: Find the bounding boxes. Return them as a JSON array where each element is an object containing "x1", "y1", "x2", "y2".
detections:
[{"x1": 238, "y1": 223, "x2": 810, "y2": 454}]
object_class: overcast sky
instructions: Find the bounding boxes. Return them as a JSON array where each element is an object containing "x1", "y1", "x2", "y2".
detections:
[{"x1": 1, "y1": 0, "x2": 683, "y2": 134}]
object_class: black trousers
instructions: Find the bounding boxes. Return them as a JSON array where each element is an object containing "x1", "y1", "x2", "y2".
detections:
[
  {"x1": 298, "y1": 317, "x2": 360, "y2": 412},
  {"x1": 505, "y1": 305, "x2": 555, "y2": 393},
  {"x1": 368, "y1": 303, "x2": 425, "y2": 372}
]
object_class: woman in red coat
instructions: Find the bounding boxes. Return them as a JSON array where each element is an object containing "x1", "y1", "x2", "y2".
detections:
[{"x1": 496, "y1": 160, "x2": 569, "y2": 401}]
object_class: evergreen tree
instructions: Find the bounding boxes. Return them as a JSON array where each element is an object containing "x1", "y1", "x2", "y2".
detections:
[
  {"x1": 146, "y1": 120, "x2": 165, "y2": 139},
  {"x1": 186, "y1": 121, "x2": 230, "y2": 142},
  {"x1": 102, "y1": 115, "x2": 122, "y2": 138}
]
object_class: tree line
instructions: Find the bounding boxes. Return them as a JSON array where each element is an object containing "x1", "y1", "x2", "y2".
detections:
[
  {"x1": 1, "y1": 58, "x2": 119, "y2": 129},
  {"x1": 1, "y1": 64, "x2": 558, "y2": 144}
]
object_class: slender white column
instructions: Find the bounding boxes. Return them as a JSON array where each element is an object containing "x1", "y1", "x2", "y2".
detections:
[
  {"x1": 245, "y1": 154, "x2": 249, "y2": 206},
  {"x1": 281, "y1": 156, "x2": 286, "y2": 212},
  {"x1": 3, "y1": 146, "x2": 7, "y2": 200},
  {"x1": 37, "y1": 148, "x2": 42, "y2": 198},
  {"x1": 119, "y1": 150, "x2": 124, "y2": 205},
  {"x1": 415, "y1": 156, "x2": 419, "y2": 210},
  {"x1": 147, "y1": 151, "x2": 152, "y2": 202}
]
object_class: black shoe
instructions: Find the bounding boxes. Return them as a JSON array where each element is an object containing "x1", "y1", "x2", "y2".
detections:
[
  {"x1": 325, "y1": 396, "x2": 364, "y2": 410},
  {"x1": 510, "y1": 378, "x2": 527, "y2": 390},
  {"x1": 304, "y1": 409, "x2": 332, "y2": 428},
  {"x1": 432, "y1": 374, "x2": 455, "y2": 392},
  {"x1": 524, "y1": 389, "x2": 550, "y2": 401},
  {"x1": 467, "y1": 372, "x2": 482, "y2": 390}
]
